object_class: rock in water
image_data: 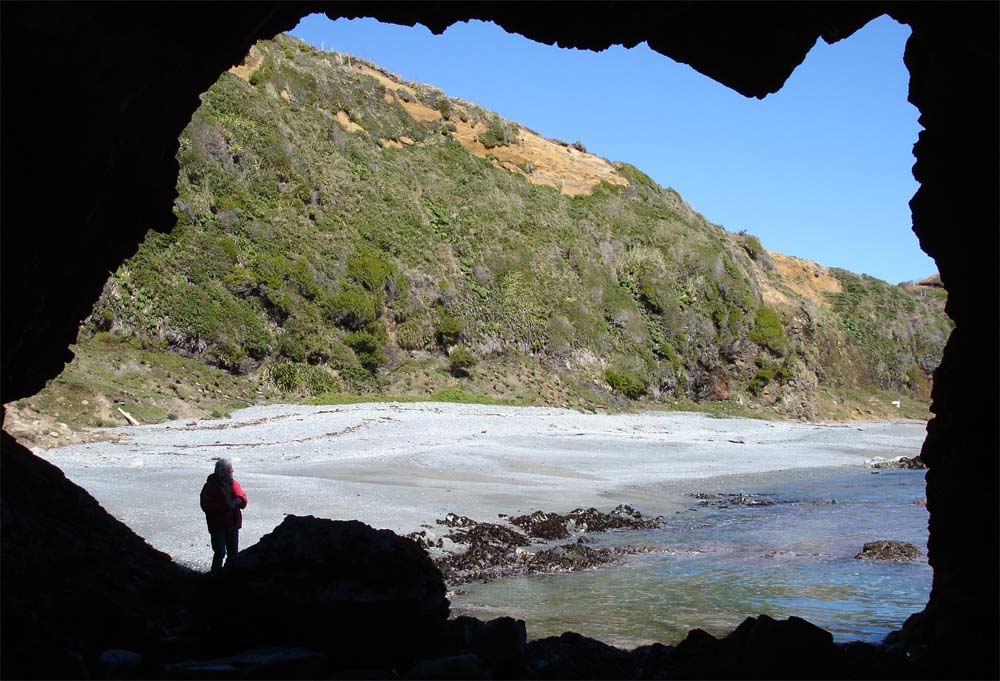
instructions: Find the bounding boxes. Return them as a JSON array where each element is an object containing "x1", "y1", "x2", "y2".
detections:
[
  {"x1": 869, "y1": 456, "x2": 927, "y2": 470},
  {"x1": 210, "y1": 516, "x2": 449, "y2": 671},
  {"x1": 855, "y1": 540, "x2": 921, "y2": 562}
]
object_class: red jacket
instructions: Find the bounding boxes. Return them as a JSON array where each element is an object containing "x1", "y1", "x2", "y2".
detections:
[{"x1": 200, "y1": 473, "x2": 248, "y2": 532}]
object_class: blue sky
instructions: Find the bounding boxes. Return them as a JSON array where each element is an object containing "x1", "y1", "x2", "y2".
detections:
[{"x1": 290, "y1": 15, "x2": 933, "y2": 284}]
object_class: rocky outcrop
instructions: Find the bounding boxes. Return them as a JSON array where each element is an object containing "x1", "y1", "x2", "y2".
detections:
[
  {"x1": 855, "y1": 540, "x2": 921, "y2": 562},
  {"x1": 432, "y1": 506, "x2": 662, "y2": 584},
  {"x1": 690, "y1": 492, "x2": 776, "y2": 508},
  {"x1": 522, "y1": 615, "x2": 917, "y2": 680},
  {"x1": 208, "y1": 515, "x2": 450, "y2": 670},
  {"x1": 0, "y1": 431, "x2": 190, "y2": 679},
  {"x1": 506, "y1": 504, "x2": 662, "y2": 540},
  {"x1": 869, "y1": 456, "x2": 927, "y2": 470}
]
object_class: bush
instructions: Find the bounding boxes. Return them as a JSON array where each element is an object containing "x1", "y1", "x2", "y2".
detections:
[
  {"x1": 739, "y1": 232, "x2": 774, "y2": 270},
  {"x1": 748, "y1": 354, "x2": 795, "y2": 395},
  {"x1": 748, "y1": 362, "x2": 774, "y2": 396},
  {"x1": 448, "y1": 345, "x2": 477, "y2": 377},
  {"x1": 434, "y1": 96, "x2": 453, "y2": 119},
  {"x1": 396, "y1": 319, "x2": 428, "y2": 350},
  {"x1": 604, "y1": 368, "x2": 647, "y2": 399},
  {"x1": 277, "y1": 313, "x2": 334, "y2": 364},
  {"x1": 347, "y1": 248, "x2": 395, "y2": 292},
  {"x1": 478, "y1": 116, "x2": 517, "y2": 149},
  {"x1": 345, "y1": 330, "x2": 386, "y2": 373},
  {"x1": 328, "y1": 289, "x2": 377, "y2": 331},
  {"x1": 268, "y1": 362, "x2": 339, "y2": 395},
  {"x1": 435, "y1": 310, "x2": 463, "y2": 347},
  {"x1": 749, "y1": 307, "x2": 789, "y2": 355},
  {"x1": 571, "y1": 140, "x2": 587, "y2": 153}
]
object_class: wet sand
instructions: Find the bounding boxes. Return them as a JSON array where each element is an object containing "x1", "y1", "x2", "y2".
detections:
[{"x1": 32, "y1": 402, "x2": 927, "y2": 572}]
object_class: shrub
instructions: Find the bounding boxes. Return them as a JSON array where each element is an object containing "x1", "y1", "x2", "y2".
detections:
[
  {"x1": 775, "y1": 353, "x2": 797, "y2": 383},
  {"x1": 277, "y1": 313, "x2": 334, "y2": 364},
  {"x1": 478, "y1": 116, "x2": 517, "y2": 149},
  {"x1": 448, "y1": 345, "x2": 477, "y2": 377},
  {"x1": 346, "y1": 248, "x2": 395, "y2": 292},
  {"x1": 328, "y1": 289, "x2": 377, "y2": 331},
  {"x1": 396, "y1": 319, "x2": 428, "y2": 350},
  {"x1": 571, "y1": 140, "x2": 587, "y2": 153},
  {"x1": 739, "y1": 232, "x2": 774, "y2": 270},
  {"x1": 345, "y1": 331, "x2": 386, "y2": 372},
  {"x1": 748, "y1": 360, "x2": 775, "y2": 395},
  {"x1": 434, "y1": 97, "x2": 453, "y2": 119},
  {"x1": 268, "y1": 362, "x2": 339, "y2": 395},
  {"x1": 435, "y1": 310, "x2": 463, "y2": 347},
  {"x1": 748, "y1": 354, "x2": 795, "y2": 395},
  {"x1": 749, "y1": 307, "x2": 789, "y2": 355},
  {"x1": 604, "y1": 368, "x2": 647, "y2": 399},
  {"x1": 214, "y1": 340, "x2": 247, "y2": 372}
]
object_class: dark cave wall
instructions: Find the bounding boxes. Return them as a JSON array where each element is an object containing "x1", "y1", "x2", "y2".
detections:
[
  {"x1": 889, "y1": 5, "x2": 999, "y2": 668},
  {"x1": 1, "y1": 2, "x2": 996, "y2": 677}
]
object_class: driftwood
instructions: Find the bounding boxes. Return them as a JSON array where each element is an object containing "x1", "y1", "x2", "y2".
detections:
[{"x1": 117, "y1": 407, "x2": 141, "y2": 426}]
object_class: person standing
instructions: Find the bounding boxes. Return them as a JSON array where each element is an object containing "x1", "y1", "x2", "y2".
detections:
[{"x1": 200, "y1": 458, "x2": 248, "y2": 572}]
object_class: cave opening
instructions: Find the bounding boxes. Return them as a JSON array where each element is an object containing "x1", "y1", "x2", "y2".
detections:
[
  {"x1": 10, "y1": 11, "x2": 944, "y2": 648},
  {"x1": 4, "y1": 2, "x2": 995, "y2": 676}
]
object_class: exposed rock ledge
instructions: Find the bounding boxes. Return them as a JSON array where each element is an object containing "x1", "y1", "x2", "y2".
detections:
[
  {"x1": 407, "y1": 504, "x2": 663, "y2": 585},
  {"x1": 866, "y1": 455, "x2": 927, "y2": 469}
]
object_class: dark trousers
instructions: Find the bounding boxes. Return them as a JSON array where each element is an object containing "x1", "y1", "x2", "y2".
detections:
[{"x1": 210, "y1": 528, "x2": 239, "y2": 571}]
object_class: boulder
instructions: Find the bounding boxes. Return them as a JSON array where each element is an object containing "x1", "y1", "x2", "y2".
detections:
[
  {"x1": 855, "y1": 540, "x2": 921, "y2": 562},
  {"x1": 97, "y1": 649, "x2": 144, "y2": 679},
  {"x1": 471, "y1": 616, "x2": 528, "y2": 676},
  {"x1": 209, "y1": 516, "x2": 449, "y2": 671},
  {"x1": 404, "y1": 653, "x2": 489, "y2": 680},
  {"x1": 736, "y1": 615, "x2": 842, "y2": 678},
  {"x1": 162, "y1": 646, "x2": 326, "y2": 679},
  {"x1": 526, "y1": 632, "x2": 638, "y2": 679}
]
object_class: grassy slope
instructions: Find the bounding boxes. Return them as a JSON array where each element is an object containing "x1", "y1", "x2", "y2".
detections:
[{"x1": 6, "y1": 35, "x2": 951, "y2": 440}]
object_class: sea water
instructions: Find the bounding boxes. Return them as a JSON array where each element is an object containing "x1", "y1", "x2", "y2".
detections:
[{"x1": 450, "y1": 467, "x2": 930, "y2": 648}]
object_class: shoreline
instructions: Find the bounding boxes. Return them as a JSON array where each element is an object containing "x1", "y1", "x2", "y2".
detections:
[
  {"x1": 29, "y1": 402, "x2": 928, "y2": 572},
  {"x1": 3, "y1": 398, "x2": 929, "y2": 452}
]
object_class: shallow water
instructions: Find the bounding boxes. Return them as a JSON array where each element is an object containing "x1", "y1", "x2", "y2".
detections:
[{"x1": 450, "y1": 468, "x2": 930, "y2": 648}]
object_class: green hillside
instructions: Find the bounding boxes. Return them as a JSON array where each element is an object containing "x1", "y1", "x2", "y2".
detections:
[{"x1": 6, "y1": 34, "x2": 951, "y2": 441}]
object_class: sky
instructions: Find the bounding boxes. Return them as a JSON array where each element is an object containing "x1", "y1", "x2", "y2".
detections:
[{"x1": 290, "y1": 14, "x2": 933, "y2": 284}]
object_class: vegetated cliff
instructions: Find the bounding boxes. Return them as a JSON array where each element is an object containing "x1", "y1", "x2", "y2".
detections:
[{"x1": 16, "y1": 34, "x2": 949, "y2": 432}]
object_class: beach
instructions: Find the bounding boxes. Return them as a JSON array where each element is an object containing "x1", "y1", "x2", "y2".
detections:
[{"x1": 34, "y1": 403, "x2": 928, "y2": 572}]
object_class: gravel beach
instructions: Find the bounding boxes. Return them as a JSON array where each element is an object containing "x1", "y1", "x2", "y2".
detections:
[{"x1": 34, "y1": 403, "x2": 928, "y2": 572}]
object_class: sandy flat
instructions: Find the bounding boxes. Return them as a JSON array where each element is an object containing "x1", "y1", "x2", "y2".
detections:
[{"x1": 32, "y1": 403, "x2": 927, "y2": 572}]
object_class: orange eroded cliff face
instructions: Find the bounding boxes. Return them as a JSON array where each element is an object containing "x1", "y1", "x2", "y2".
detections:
[
  {"x1": 760, "y1": 251, "x2": 843, "y2": 312},
  {"x1": 348, "y1": 61, "x2": 628, "y2": 196}
]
